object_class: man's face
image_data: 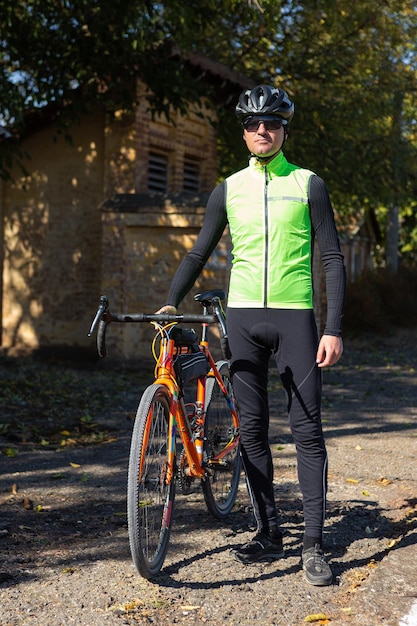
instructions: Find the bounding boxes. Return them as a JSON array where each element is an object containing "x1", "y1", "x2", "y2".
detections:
[{"x1": 242, "y1": 116, "x2": 286, "y2": 159}]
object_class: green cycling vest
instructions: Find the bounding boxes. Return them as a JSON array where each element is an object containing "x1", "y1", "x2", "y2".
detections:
[{"x1": 225, "y1": 151, "x2": 315, "y2": 309}]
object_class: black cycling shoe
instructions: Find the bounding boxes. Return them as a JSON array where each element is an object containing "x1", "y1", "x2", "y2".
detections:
[
  {"x1": 232, "y1": 531, "x2": 285, "y2": 564},
  {"x1": 302, "y1": 544, "x2": 333, "y2": 586}
]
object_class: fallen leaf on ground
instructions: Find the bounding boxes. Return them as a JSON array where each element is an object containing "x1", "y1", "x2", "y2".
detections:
[
  {"x1": 5, "y1": 447, "x2": 18, "y2": 457},
  {"x1": 378, "y1": 477, "x2": 392, "y2": 486},
  {"x1": 304, "y1": 613, "x2": 330, "y2": 623},
  {"x1": 22, "y1": 496, "x2": 33, "y2": 510},
  {"x1": 346, "y1": 568, "x2": 370, "y2": 591},
  {"x1": 108, "y1": 599, "x2": 143, "y2": 612}
]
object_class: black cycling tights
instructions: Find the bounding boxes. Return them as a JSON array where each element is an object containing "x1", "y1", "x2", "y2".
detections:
[{"x1": 227, "y1": 308, "x2": 327, "y2": 539}]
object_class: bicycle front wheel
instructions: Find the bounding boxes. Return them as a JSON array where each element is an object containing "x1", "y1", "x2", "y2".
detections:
[
  {"x1": 202, "y1": 361, "x2": 241, "y2": 519},
  {"x1": 127, "y1": 384, "x2": 175, "y2": 579}
]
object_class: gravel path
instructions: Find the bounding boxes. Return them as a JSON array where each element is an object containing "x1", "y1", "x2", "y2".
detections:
[{"x1": 1, "y1": 328, "x2": 416, "y2": 625}]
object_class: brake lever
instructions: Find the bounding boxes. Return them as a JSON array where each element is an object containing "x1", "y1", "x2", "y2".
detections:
[{"x1": 88, "y1": 295, "x2": 109, "y2": 337}]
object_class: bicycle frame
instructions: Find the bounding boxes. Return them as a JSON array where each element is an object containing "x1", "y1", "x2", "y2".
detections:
[
  {"x1": 89, "y1": 290, "x2": 242, "y2": 579},
  {"x1": 88, "y1": 291, "x2": 239, "y2": 483},
  {"x1": 152, "y1": 328, "x2": 239, "y2": 484}
]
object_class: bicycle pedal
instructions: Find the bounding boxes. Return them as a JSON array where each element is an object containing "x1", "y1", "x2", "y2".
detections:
[{"x1": 205, "y1": 460, "x2": 232, "y2": 472}]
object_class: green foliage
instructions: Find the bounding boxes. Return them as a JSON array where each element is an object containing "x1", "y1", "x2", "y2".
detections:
[
  {"x1": 1, "y1": 0, "x2": 417, "y2": 259},
  {"x1": 1, "y1": 2, "x2": 215, "y2": 124},
  {"x1": 0, "y1": 0, "x2": 262, "y2": 177},
  {"x1": 399, "y1": 201, "x2": 417, "y2": 265}
]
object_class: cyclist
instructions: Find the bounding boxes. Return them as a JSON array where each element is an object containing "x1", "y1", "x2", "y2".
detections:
[{"x1": 157, "y1": 85, "x2": 346, "y2": 586}]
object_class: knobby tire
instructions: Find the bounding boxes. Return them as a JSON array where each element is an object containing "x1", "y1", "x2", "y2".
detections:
[
  {"x1": 202, "y1": 361, "x2": 241, "y2": 518},
  {"x1": 127, "y1": 384, "x2": 175, "y2": 579}
]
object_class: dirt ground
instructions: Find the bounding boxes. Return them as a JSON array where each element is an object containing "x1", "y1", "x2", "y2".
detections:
[{"x1": 1, "y1": 327, "x2": 416, "y2": 626}]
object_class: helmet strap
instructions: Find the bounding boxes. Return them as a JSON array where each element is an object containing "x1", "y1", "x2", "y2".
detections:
[
  {"x1": 255, "y1": 150, "x2": 281, "y2": 163},
  {"x1": 253, "y1": 133, "x2": 287, "y2": 163}
]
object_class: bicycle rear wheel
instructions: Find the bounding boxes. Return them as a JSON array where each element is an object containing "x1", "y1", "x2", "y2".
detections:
[
  {"x1": 127, "y1": 384, "x2": 175, "y2": 579},
  {"x1": 202, "y1": 361, "x2": 241, "y2": 519}
]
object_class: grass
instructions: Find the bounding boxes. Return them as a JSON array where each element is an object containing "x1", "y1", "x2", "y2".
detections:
[{"x1": 0, "y1": 353, "x2": 146, "y2": 448}]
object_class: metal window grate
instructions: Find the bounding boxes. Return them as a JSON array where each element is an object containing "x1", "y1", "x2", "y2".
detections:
[
  {"x1": 183, "y1": 161, "x2": 200, "y2": 193},
  {"x1": 148, "y1": 153, "x2": 168, "y2": 193}
]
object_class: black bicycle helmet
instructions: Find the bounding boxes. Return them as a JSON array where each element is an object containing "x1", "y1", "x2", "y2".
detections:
[{"x1": 235, "y1": 85, "x2": 294, "y2": 123}]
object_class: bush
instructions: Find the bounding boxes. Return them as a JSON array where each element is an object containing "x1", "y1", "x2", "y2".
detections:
[{"x1": 343, "y1": 266, "x2": 417, "y2": 335}]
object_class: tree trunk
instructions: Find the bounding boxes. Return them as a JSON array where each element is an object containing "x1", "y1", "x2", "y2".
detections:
[
  {"x1": 386, "y1": 89, "x2": 404, "y2": 274},
  {"x1": 386, "y1": 203, "x2": 399, "y2": 272}
]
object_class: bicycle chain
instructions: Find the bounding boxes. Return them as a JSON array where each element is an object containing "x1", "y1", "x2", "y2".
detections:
[{"x1": 177, "y1": 449, "x2": 195, "y2": 495}]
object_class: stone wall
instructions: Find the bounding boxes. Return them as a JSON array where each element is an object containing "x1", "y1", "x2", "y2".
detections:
[
  {"x1": 100, "y1": 195, "x2": 231, "y2": 361},
  {"x1": 1, "y1": 93, "x2": 219, "y2": 356},
  {"x1": 1, "y1": 112, "x2": 105, "y2": 354}
]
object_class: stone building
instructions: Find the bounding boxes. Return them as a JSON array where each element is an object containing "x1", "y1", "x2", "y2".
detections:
[{"x1": 0, "y1": 57, "x2": 252, "y2": 360}]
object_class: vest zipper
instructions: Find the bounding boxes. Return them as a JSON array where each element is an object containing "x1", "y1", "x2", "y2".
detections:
[{"x1": 264, "y1": 165, "x2": 269, "y2": 307}]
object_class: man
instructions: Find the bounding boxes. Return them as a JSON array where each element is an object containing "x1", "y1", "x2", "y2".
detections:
[{"x1": 158, "y1": 85, "x2": 346, "y2": 586}]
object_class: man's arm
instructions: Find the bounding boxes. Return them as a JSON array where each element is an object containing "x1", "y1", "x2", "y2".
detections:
[
  {"x1": 162, "y1": 182, "x2": 228, "y2": 309},
  {"x1": 308, "y1": 175, "x2": 346, "y2": 367}
]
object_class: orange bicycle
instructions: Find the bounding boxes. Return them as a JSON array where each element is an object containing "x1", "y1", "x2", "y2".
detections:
[{"x1": 88, "y1": 290, "x2": 241, "y2": 580}]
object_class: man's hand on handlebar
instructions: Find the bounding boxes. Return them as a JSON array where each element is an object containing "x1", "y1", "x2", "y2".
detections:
[{"x1": 155, "y1": 305, "x2": 177, "y2": 315}]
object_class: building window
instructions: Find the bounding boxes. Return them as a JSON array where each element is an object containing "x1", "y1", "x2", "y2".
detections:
[
  {"x1": 183, "y1": 161, "x2": 200, "y2": 193},
  {"x1": 148, "y1": 153, "x2": 168, "y2": 193}
]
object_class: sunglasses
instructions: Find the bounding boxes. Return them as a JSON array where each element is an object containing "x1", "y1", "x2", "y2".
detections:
[{"x1": 243, "y1": 116, "x2": 286, "y2": 132}]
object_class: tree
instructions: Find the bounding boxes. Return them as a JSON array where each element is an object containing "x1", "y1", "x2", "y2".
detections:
[
  {"x1": 1, "y1": 0, "x2": 417, "y2": 267},
  {"x1": 259, "y1": 1, "x2": 417, "y2": 270},
  {"x1": 0, "y1": 0, "x2": 263, "y2": 178}
]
